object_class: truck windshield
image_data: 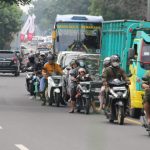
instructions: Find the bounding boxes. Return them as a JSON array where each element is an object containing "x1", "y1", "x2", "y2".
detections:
[
  {"x1": 140, "y1": 42, "x2": 150, "y2": 70},
  {"x1": 55, "y1": 22, "x2": 101, "y2": 53},
  {"x1": 141, "y1": 43, "x2": 150, "y2": 62}
]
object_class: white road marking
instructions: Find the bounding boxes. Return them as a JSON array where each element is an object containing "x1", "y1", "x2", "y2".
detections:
[{"x1": 15, "y1": 144, "x2": 29, "y2": 150}]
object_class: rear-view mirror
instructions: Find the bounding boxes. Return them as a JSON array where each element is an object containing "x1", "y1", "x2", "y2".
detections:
[{"x1": 128, "y1": 48, "x2": 134, "y2": 59}]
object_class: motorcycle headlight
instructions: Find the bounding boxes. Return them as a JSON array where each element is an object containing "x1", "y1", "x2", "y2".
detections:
[{"x1": 110, "y1": 89, "x2": 118, "y2": 98}]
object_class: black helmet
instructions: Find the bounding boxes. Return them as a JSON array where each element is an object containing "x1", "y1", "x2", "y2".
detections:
[
  {"x1": 28, "y1": 54, "x2": 35, "y2": 63},
  {"x1": 110, "y1": 55, "x2": 120, "y2": 63},
  {"x1": 47, "y1": 54, "x2": 55, "y2": 61},
  {"x1": 110, "y1": 55, "x2": 120, "y2": 67}
]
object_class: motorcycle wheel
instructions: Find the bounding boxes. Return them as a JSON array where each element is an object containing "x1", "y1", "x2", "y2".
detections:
[
  {"x1": 85, "y1": 99, "x2": 91, "y2": 114},
  {"x1": 117, "y1": 106, "x2": 125, "y2": 125},
  {"x1": 55, "y1": 93, "x2": 60, "y2": 107}
]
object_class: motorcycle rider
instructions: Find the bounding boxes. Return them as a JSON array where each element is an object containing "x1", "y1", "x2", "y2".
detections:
[
  {"x1": 98, "y1": 57, "x2": 111, "y2": 111},
  {"x1": 40, "y1": 54, "x2": 63, "y2": 106},
  {"x1": 26, "y1": 54, "x2": 36, "y2": 70},
  {"x1": 68, "y1": 60, "x2": 80, "y2": 113},
  {"x1": 34, "y1": 53, "x2": 47, "y2": 74},
  {"x1": 75, "y1": 68, "x2": 92, "y2": 99},
  {"x1": 76, "y1": 68, "x2": 91, "y2": 82},
  {"x1": 142, "y1": 71, "x2": 150, "y2": 125},
  {"x1": 102, "y1": 55, "x2": 129, "y2": 121}
]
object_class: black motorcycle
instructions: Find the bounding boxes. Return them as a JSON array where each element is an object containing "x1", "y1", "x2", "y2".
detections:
[
  {"x1": 25, "y1": 67, "x2": 34, "y2": 96},
  {"x1": 105, "y1": 79, "x2": 129, "y2": 125},
  {"x1": 76, "y1": 81, "x2": 91, "y2": 114}
]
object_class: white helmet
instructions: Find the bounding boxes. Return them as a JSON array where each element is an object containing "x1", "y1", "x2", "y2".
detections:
[
  {"x1": 103, "y1": 57, "x2": 111, "y2": 67},
  {"x1": 78, "y1": 68, "x2": 86, "y2": 74}
]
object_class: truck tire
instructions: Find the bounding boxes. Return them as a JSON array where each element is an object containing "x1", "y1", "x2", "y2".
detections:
[{"x1": 130, "y1": 108, "x2": 141, "y2": 119}]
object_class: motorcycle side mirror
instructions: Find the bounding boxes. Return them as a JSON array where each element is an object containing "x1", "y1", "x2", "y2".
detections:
[
  {"x1": 142, "y1": 77, "x2": 148, "y2": 81},
  {"x1": 128, "y1": 48, "x2": 135, "y2": 59},
  {"x1": 127, "y1": 73, "x2": 132, "y2": 78}
]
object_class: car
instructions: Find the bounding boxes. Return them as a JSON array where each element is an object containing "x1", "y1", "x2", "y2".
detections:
[
  {"x1": 36, "y1": 47, "x2": 50, "y2": 55},
  {"x1": 0, "y1": 50, "x2": 20, "y2": 76},
  {"x1": 57, "y1": 51, "x2": 85, "y2": 68},
  {"x1": 75, "y1": 53, "x2": 100, "y2": 80}
]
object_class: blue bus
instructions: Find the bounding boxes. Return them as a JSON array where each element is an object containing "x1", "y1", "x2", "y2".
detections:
[{"x1": 52, "y1": 14, "x2": 103, "y2": 54}]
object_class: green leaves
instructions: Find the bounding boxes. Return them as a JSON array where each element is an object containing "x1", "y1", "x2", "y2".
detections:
[
  {"x1": 0, "y1": 2, "x2": 22, "y2": 49},
  {"x1": 30, "y1": 0, "x2": 90, "y2": 32},
  {"x1": 0, "y1": 0, "x2": 31, "y2": 5},
  {"x1": 89, "y1": 0, "x2": 147, "y2": 20}
]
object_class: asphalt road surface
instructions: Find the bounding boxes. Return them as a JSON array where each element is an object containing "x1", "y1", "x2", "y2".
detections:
[{"x1": 0, "y1": 73, "x2": 149, "y2": 150}]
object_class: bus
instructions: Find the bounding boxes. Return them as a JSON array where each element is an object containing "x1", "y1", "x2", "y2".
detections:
[{"x1": 52, "y1": 14, "x2": 103, "y2": 54}]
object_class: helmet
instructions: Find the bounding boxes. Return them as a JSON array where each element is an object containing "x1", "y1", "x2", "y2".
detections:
[
  {"x1": 78, "y1": 60, "x2": 85, "y2": 68},
  {"x1": 78, "y1": 68, "x2": 86, "y2": 74},
  {"x1": 70, "y1": 60, "x2": 78, "y2": 66},
  {"x1": 47, "y1": 54, "x2": 55, "y2": 61},
  {"x1": 28, "y1": 54, "x2": 35, "y2": 63},
  {"x1": 103, "y1": 57, "x2": 111, "y2": 67},
  {"x1": 110, "y1": 55, "x2": 120, "y2": 67},
  {"x1": 40, "y1": 53, "x2": 46, "y2": 57}
]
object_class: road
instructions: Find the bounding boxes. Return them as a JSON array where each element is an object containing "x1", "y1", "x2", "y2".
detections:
[{"x1": 0, "y1": 73, "x2": 149, "y2": 150}]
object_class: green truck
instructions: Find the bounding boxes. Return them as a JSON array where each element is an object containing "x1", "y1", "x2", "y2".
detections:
[{"x1": 100, "y1": 20, "x2": 150, "y2": 118}]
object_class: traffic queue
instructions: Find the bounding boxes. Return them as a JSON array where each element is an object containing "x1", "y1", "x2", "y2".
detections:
[{"x1": 24, "y1": 50, "x2": 150, "y2": 136}]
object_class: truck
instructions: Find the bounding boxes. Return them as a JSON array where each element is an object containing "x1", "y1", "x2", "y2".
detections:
[{"x1": 100, "y1": 20, "x2": 150, "y2": 118}]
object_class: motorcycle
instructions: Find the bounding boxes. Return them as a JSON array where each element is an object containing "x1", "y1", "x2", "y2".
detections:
[
  {"x1": 76, "y1": 81, "x2": 91, "y2": 114},
  {"x1": 105, "y1": 79, "x2": 129, "y2": 125},
  {"x1": 140, "y1": 77, "x2": 150, "y2": 136},
  {"x1": 25, "y1": 67, "x2": 34, "y2": 95},
  {"x1": 47, "y1": 75, "x2": 63, "y2": 107}
]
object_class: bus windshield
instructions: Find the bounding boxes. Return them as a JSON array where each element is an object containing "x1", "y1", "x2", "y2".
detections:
[{"x1": 55, "y1": 22, "x2": 101, "y2": 53}]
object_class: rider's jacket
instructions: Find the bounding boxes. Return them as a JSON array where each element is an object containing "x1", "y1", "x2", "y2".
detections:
[
  {"x1": 42, "y1": 62, "x2": 63, "y2": 76},
  {"x1": 102, "y1": 66, "x2": 129, "y2": 83},
  {"x1": 143, "y1": 71, "x2": 150, "y2": 102}
]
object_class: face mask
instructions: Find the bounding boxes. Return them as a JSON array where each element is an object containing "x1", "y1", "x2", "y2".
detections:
[{"x1": 112, "y1": 62, "x2": 119, "y2": 67}]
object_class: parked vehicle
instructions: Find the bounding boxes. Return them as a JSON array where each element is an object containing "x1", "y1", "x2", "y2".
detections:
[
  {"x1": 0, "y1": 50, "x2": 20, "y2": 76},
  {"x1": 100, "y1": 20, "x2": 150, "y2": 118},
  {"x1": 105, "y1": 79, "x2": 129, "y2": 125},
  {"x1": 46, "y1": 75, "x2": 63, "y2": 107}
]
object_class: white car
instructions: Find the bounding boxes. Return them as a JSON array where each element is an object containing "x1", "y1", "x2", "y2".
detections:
[{"x1": 57, "y1": 51, "x2": 85, "y2": 68}]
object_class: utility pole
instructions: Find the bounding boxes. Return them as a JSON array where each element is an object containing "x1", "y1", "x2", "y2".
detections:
[{"x1": 147, "y1": 0, "x2": 150, "y2": 20}]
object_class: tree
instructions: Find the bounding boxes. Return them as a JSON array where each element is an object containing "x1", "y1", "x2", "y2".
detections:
[
  {"x1": 0, "y1": 2, "x2": 22, "y2": 49},
  {"x1": 0, "y1": 0, "x2": 31, "y2": 5},
  {"x1": 30, "y1": 0, "x2": 90, "y2": 32},
  {"x1": 89, "y1": 0, "x2": 147, "y2": 20}
]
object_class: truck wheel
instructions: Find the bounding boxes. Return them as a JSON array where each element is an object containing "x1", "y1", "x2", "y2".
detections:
[{"x1": 130, "y1": 108, "x2": 141, "y2": 119}]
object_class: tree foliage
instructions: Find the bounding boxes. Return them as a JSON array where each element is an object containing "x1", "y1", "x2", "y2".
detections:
[
  {"x1": 0, "y1": 2, "x2": 22, "y2": 49},
  {"x1": 89, "y1": 0, "x2": 147, "y2": 20},
  {"x1": 0, "y1": 0, "x2": 31, "y2": 5},
  {"x1": 30, "y1": 0, "x2": 90, "y2": 32}
]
